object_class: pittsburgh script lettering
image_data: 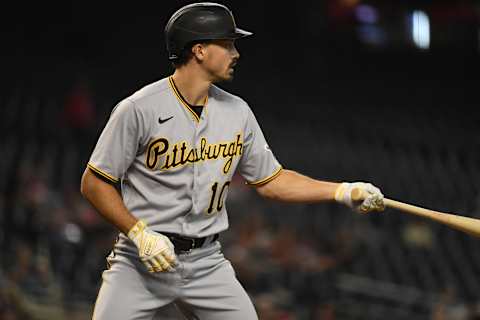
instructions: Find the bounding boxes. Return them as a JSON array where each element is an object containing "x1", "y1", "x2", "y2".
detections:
[{"x1": 146, "y1": 134, "x2": 243, "y2": 174}]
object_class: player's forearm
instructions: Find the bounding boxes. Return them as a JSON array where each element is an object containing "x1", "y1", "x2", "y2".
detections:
[
  {"x1": 256, "y1": 169, "x2": 340, "y2": 203},
  {"x1": 80, "y1": 168, "x2": 137, "y2": 234}
]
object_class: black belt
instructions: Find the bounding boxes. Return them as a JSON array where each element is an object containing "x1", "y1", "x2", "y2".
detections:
[{"x1": 162, "y1": 233, "x2": 219, "y2": 254}]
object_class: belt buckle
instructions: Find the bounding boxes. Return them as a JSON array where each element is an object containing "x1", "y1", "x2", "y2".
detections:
[
  {"x1": 188, "y1": 238, "x2": 196, "y2": 253},
  {"x1": 173, "y1": 235, "x2": 201, "y2": 254},
  {"x1": 181, "y1": 237, "x2": 195, "y2": 254}
]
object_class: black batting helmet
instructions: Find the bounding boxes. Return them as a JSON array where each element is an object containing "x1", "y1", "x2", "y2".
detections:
[{"x1": 165, "y1": 2, "x2": 253, "y2": 61}]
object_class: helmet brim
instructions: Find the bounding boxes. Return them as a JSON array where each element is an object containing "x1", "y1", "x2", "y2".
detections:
[{"x1": 230, "y1": 28, "x2": 253, "y2": 39}]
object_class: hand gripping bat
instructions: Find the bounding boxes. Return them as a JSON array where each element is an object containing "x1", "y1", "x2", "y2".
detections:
[{"x1": 351, "y1": 188, "x2": 480, "y2": 238}]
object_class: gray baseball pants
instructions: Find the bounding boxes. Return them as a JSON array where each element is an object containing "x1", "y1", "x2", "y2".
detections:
[{"x1": 92, "y1": 241, "x2": 258, "y2": 320}]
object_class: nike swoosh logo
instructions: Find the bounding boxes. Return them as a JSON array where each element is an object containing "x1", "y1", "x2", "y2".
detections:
[{"x1": 158, "y1": 116, "x2": 173, "y2": 124}]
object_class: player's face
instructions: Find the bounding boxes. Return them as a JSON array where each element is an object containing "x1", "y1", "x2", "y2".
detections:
[{"x1": 202, "y1": 39, "x2": 240, "y2": 82}]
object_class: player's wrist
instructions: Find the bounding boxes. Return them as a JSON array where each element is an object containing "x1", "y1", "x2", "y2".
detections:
[
  {"x1": 128, "y1": 220, "x2": 147, "y2": 245},
  {"x1": 334, "y1": 182, "x2": 351, "y2": 205}
]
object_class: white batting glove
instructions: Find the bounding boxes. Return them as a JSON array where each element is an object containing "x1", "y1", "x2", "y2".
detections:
[
  {"x1": 128, "y1": 220, "x2": 178, "y2": 273},
  {"x1": 335, "y1": 182, "x2": 385, "y2": 213}
]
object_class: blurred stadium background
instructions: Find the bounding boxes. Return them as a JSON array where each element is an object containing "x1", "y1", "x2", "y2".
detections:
[{"x1": 0, "y1": 0, "x2": 479, "y2": 319}]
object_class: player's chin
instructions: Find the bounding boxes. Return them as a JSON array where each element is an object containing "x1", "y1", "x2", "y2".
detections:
[
  {"x1": 215, "y1": 71, "x2": 235, "y2": 83},
  {"x1": 223, "y1": 68, "x2": 236, "y2": 81}
]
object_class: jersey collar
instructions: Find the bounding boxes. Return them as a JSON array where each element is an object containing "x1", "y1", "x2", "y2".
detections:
[{"x1": 168, "y1": 76, "x2": 208, "y2": 122}]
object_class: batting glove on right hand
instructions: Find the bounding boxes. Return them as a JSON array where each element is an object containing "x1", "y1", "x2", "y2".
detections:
[
  {"x1": 335, "y1": 182, "x2": 385, "y2": 213},
  {"x1": 128, "y1": 220, "x2": 177, "y2": 273}
]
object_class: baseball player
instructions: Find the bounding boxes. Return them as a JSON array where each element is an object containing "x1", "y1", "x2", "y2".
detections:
[{"x1": 80, "y1": 2, "x2": 385, "y2": 319}]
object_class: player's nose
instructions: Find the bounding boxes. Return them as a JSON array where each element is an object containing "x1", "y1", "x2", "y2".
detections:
[{"x1": 231, "y1": 45, "x2": 240, "y2": 59}]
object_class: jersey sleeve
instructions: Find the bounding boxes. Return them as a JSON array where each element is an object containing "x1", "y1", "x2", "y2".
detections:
[
  {"x1": 87, "y1": 99, "x2": 145, "y2": 184},
  {"x1": 238, "y1": 107, "x2": 282, "y2": 186}
]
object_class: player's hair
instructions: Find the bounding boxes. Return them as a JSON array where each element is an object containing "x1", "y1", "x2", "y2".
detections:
[
  {"x1": 170, "y1": 45, "x2": 194, "y2": 68},
  {"x1": 171, "y1": 40, "x2": 211, "y2": 68}
]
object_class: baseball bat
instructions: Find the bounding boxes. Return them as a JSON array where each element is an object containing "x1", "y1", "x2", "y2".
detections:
[{"x1": 351, "y1": 188, "x2": 480, "y2": 238}]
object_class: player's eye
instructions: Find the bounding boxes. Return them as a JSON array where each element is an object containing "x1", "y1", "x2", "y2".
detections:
[{"x1": 214, "y1": 40, "x2": 235, "y2": 51}]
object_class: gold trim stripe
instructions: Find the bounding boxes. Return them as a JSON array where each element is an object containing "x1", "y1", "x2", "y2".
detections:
[
  {"x1": 87, "y1": 163, "x2": 119, "y2": 183},
  {"x1": 247, "y1": 166, "x2": 283, "y2": 186},
  {"x1": 168, "y1": 76, "x2": 202, "y2": 122}
]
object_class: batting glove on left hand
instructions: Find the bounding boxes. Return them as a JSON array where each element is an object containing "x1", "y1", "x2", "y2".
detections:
[
  {"x1": 128, "y1": 220, "x2": 178, "y2": 273},
  {"x1": 335, "y1": 182, "x2": 385, "y2": 213}
]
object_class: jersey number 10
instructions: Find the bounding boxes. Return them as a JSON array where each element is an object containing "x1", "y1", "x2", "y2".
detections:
[{"x1": 207, "y1": 181, "x2": 231, "y2": 215}]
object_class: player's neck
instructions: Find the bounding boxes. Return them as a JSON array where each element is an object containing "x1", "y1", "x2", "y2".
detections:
[{"x1": 171, "y1": 69, "x2": 210, "y2": 106}]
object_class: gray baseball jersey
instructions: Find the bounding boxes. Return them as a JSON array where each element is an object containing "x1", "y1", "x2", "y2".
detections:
[{"x1": 87, "y1": 76, "x2": 281, "y2": 247}]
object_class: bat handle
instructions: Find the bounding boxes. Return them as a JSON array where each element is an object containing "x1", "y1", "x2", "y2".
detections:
[{"x1": 351, "y1": 188, "x2": 365, "y2": 201}]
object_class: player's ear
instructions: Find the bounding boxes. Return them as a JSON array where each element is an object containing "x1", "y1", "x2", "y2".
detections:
[{"x1": 191, "y1": 43, "x2": 207, "y2": 61}]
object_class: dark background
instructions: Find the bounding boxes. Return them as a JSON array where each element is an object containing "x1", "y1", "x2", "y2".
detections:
[{"x1": 0, "y1": 1, "x2": 479, "y2": 319}]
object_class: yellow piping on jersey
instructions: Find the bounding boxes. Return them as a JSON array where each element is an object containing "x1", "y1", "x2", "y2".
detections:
[
  {"x1": 168, "y1": 76, "x2": 208, "y2": 122},
  {"x1": 247, "y1": 166, "x2": 283, "y2": 186},
  {"x1": 87, "y1": 163, "x2": 119, "y2": 183}
]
